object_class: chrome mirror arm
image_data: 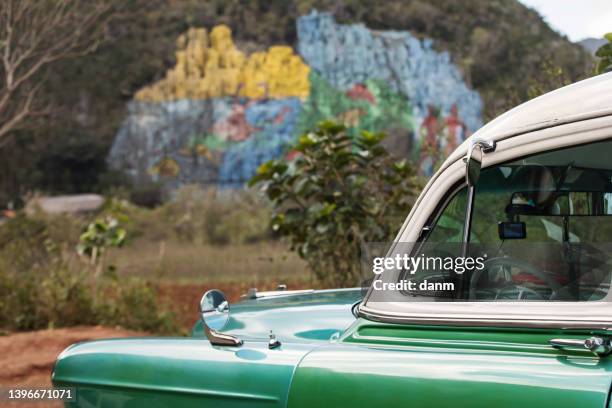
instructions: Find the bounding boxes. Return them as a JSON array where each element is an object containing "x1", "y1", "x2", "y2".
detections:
[
  {"x1": 465, "y1": 137, "x2": 496, "y2": 187},
  {"x1": 203, "y1": 322, "x2": 243, "y2": 347},
  {"x1": 472, "y1": 138, "x2": 496, "y2": 153},
  {"x1": 200, "y1": 289, "x2": 243, "y2": 347}
]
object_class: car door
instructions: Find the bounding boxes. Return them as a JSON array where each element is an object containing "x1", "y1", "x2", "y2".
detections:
[
  {"x1": 287, "y1": 324, "x2": 612, "y2": 408},
  {"x1": 288, "y1": 138, "x2": 612, "y2": 408}
]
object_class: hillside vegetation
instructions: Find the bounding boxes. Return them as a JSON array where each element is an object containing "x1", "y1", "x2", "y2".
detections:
[{"x1": 0, "y1": 0, "x2": 593, "y2": 204}]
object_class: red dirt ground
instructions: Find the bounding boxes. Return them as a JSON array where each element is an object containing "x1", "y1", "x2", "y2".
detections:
[
  {"x1": 0, "y1": 326, "x2": 146, "y2": 408},
  {"x1": 0, "y1": 282, "x2": 310, "y2": 407}
]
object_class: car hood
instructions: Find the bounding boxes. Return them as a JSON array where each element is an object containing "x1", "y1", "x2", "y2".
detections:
[{"x1": 192, "y1": 288, "x2": 362, "y2": 343}]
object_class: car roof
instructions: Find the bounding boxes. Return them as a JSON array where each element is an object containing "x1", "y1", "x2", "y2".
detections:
[
  {"x1": 442, "y1": 72, "x2": 612, "y2": 168},
  {"x1": 474, "y1": 72, "x2": 612, "y2": 141}
]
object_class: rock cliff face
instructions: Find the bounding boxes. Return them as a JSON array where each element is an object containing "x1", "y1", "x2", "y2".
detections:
[
  {"x1": 108, "y1": 11, "x2": 483, "y2": 191},
  {"x1": 134, "y1": 26, "x2": 310, "y2": 101},
  {"x1": 298, "y1": 11, "x2": 482, "y2": 133}
]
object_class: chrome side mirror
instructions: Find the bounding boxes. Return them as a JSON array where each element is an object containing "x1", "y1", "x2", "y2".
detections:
[
  {"x1": 465, "y1": 138, "x2": 496, "y2": 186},
  {"x1": 200, "y1": 289, "x2": 242, "y2": 347}
]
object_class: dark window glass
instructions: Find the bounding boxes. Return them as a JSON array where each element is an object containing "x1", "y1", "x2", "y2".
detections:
[{"x1": 412, "y1": 139, "x2": 612, "y2": 301}]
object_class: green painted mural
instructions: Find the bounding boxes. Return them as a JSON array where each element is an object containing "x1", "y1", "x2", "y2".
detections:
[{"x1": 108, "y1": 11, "x2": 483, "y2": 190}]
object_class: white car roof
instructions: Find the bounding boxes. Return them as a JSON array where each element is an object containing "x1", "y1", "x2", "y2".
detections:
[
  {"x1": 363, "y1": 74, "x2": 612, "y2": 328},
  {"x1": 443, "y1": 72, "x2": 612, "y2": 168}
]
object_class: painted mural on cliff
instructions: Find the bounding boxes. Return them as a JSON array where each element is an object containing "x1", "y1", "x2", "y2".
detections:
[{"x1": 108, "y1": 11, "x2": 483, "y2": 190}]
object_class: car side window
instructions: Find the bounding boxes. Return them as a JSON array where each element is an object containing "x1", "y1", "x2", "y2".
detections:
[
  {"x1": 425, "y1": 188, "x2": 467, "y2": 244},
  {"x1": 417, "y1": 139, "x2": 612, "y2": 301},
  {"x1": 399, "y1": 188, "x2": 467, "y2": 300}
]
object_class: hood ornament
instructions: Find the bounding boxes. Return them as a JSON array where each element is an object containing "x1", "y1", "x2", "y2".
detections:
[{"x1": 268, "y1": 330, "x2": 281, "y2": 349}]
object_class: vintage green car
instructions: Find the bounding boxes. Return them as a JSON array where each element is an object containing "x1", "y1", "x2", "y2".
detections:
[{"x1": 53, "y1": 73, "x2": 612, "y2": 407}]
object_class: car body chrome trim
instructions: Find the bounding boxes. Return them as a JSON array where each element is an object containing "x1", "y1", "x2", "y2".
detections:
[
  {"x1": 241, "y1": 287, "x2": 361, "y2": 300},
  {"x1": 358, "y1": 304, "x2": 612, "y2": 330}
]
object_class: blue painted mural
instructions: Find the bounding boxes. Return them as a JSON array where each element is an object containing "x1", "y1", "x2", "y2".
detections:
[{"x1": 108, "y1": 11, "x2": 483, "y2": 191}]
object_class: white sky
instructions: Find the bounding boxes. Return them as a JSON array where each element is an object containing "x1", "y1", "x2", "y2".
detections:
[{"x1": 519, "y1": 0, "x2": 612, "y2": 41}]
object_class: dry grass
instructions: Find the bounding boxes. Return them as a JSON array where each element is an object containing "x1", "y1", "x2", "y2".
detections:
[
  {"x1": 107, "y1": 239, "x2": 318, "y2": 333},
  {"x1": 107, "y1": 239, "x2": 315, "y2": 287},
  {"x1": 0, "y1": 188, "x2": 320, "y2": 335}
]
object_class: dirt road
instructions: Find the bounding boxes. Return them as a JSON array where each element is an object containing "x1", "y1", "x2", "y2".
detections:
[{"x1": 0, "y1": 326, "x2": 146, "y2": 407}]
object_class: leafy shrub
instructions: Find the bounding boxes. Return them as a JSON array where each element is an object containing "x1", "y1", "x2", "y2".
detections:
[
  {"x1": 0, "y1": 264, "x2": 178, "y2": 334},
  {"x1": 595, "y1": 33, "x2": 612, "y2": 75},
  {"x1": 250, "y1": 121, "x2": 421, "y2": 286},
  {"x1": 77, "y1": 216, "x2": 127, "y2": 278},
  {"x1": 38, "y1": 267, "x2": 98, "y2": 329},
  {"x1": 124, "y1": 185, "x2": 271, "y2": 246},
  {"x1": 0, "y1": 259, "x2": 98, "y2": 331},
  {"x1": 201, "y1": 191, "x2": 271, "y2": 245},
  {"x1": 0, "y1": 184, "x2": 275, "y2": 333},
  {"x1": 0, "y1": 213, "x2": 51, "y2": 271},
  {"x1": 0, "y1": 214, "x2": 178, "y2": 334},
  {"x1": 96, "y1": 277, "x2": 177, "y2": 334}
]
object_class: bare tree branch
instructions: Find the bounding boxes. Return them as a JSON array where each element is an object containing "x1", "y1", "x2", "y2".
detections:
[
  {"x1": 0, "y1": 0, "x2": 116, "y2": 145},
  {"x1": 0, "y1": 87, "x2": 36, "y2": 149}
]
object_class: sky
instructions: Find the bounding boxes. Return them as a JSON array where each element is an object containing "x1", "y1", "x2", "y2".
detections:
[{"x1": 519, "y1": 0, "x2": 612, "y2": 41}]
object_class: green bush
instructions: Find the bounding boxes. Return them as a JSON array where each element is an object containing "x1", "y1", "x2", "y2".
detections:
[
  {"x1": 250, "y1": 121, "x2": 421, "y2": 286},
  {"x1": 0, "y1": 214, "x2": 178, "y2": 334},
  {"x1": 124, "y1": 185, "x2": 271, "y2": 246},
  {"x1": 0, "y1": 213, "x2": 51, "y2": 271},
  {"x1": 96, "y1": 277, "x2": 177, "y2": 334},
  {"x1": 0, "y1": 264, "x2": 178, "y2": 334},
  {"x1": 595, "y1": 33, "x2": 612, "y2": 75},
  {"x1": 202, "y1": 191, "x2": 271, "y2": 245},
  {"x1": 38, "y1": 267, "x2": 98, "y2": 329},
  {"x1": 0, "y1": 186, "x2": 275, "y2": 333},
  {"x1": 0, "y1": 261, "x2": 98, "y2": 331}
]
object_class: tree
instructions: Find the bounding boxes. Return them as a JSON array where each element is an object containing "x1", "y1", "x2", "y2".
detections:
[
  {"x1": 595, "y1": 33, "x2": 612, "y2": 75},
  {"x1": 77, "y1": 216, "x2": 126, "y2": 278},
  {"x1": 0, "y1": 0, "x2": 115, "y2": 148},
  {"x1": 526, "y1": 60, "x2": 571, "y2": 100},
  {"x1": 249, "y1": 121, "x2": 420, "y2": 287}
]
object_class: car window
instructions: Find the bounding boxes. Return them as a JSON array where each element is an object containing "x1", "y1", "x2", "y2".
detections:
[
  {"x1": 426, "y1": 188, "x2": 467, "y2": 244},
  {"x1": 413, "y1": 139, "x2": 612, "y2": 302}
]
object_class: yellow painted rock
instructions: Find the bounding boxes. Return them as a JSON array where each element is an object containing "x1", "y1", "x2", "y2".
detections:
[{"x1": 135, "y1": 25, "x2": 310, "y2": 102}]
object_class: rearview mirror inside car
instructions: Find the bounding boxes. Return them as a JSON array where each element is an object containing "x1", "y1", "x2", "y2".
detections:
[
  {"x1": 506, "y1": 191, "x2": 612, "y2": 217},
  {"x1": 498, "y1": 221, "x2": 526, "y2": 240}
]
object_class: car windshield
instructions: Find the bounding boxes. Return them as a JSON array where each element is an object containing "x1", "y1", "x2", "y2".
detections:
[{"x1": 405, "y1": 138, "x2": 612, "y2": 302}]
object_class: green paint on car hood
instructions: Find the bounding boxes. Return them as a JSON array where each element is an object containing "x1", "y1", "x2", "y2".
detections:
[
  {"x1": 52, "y1": 288, "x2": 362, "y2": 407},
  {"x1": 53, "y1": 290, "x2": 612, "y2": 408},
  {"x1": 192, "y1": 288, "x2": 362, "y2": 342},
  {"x1": 288, "y1": 318, "x2": 612, "y2": 408},
  {"x1": 53, "y1": 337, "x2": 315, "y2": 408}
]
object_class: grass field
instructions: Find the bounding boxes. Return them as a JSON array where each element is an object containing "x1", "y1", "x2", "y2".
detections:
[
  {"x1": 106, "y1": 239, "x2": 317, "y2": 332},
  {"x1": 107, "y1": 240, "x2": 313, "y2": 286},
  {"x1": 0, "y1": 190, "x2": 321, "y2": 334}
]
